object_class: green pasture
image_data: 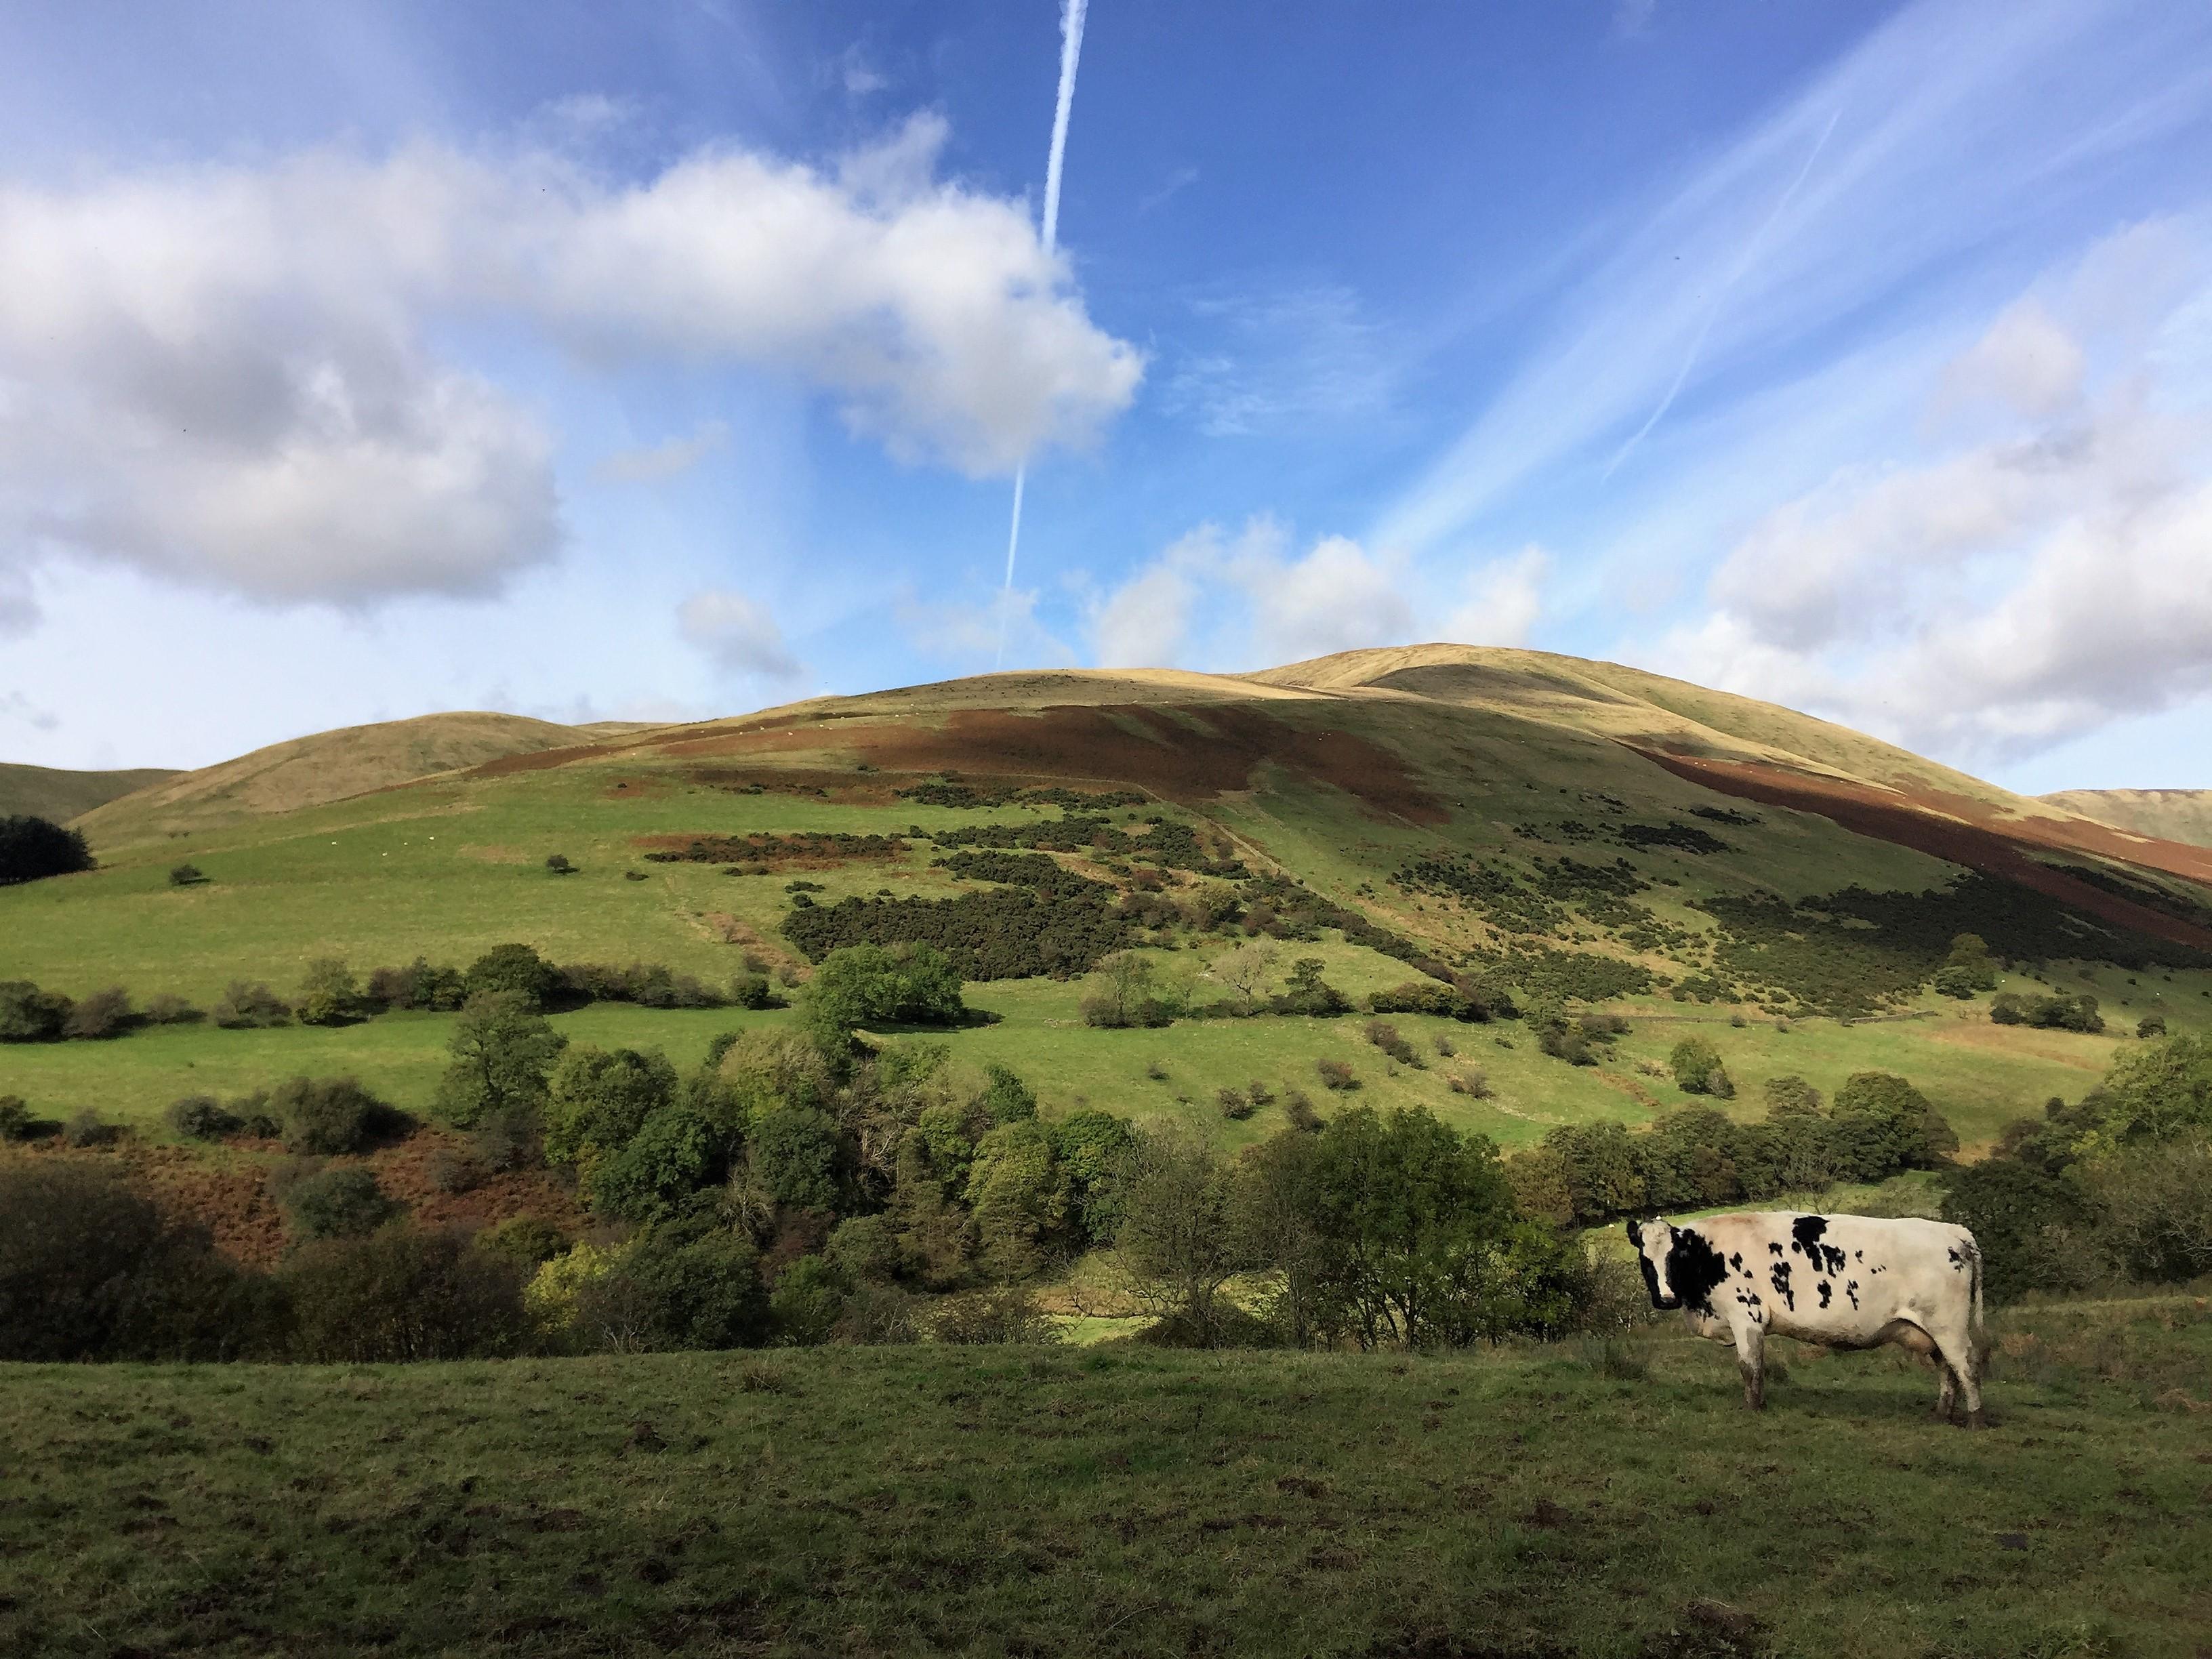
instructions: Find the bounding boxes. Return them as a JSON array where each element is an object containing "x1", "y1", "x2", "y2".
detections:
[{"x1": 3, "y1": 1293, "x2": 2207, "y2": 1658}]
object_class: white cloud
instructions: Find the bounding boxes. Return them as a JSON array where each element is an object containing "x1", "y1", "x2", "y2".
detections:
[
  {"x1": 677, "y1": 589, "x2": 802, "y2": 681},
  {"x1": 0, "y1": 118, "x2": 1141, "y2": 609},
  {"x1": 1162, "y1": 285, "x2": 1391, "y2": 438},
  {"x1": 1657, "y1": 228, "x2": 2212, "y2": 762},
  {"x1": 595, "y1": 421, "x2": 730, "y2": 485},
  {"x1": 1445, "y1": 546, "x2": 1549, "y2": 646},
  {"x1": 1086, "y1": 519, "x2": 1417, "y2": 670}
]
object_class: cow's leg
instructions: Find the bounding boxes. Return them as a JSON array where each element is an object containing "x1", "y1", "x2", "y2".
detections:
[
  {"x1": 1921, "y1": 1310, "x2": 1984, "y2": 1428},
  {"x1": 1732, "y1": 1315, "x2": 1766, "y2": 1412},
  {"x1": 1932, "y1": 1361, "x2": 1957, "y2": 1425}
]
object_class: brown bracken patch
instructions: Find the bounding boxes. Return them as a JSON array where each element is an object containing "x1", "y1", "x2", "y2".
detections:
[
  {"x1": 656, "y1": 703, "x2": 1445, "y2": 825},
  {"x1": 1638, "y1": 751, "x2": 2212, "y2": 950}
]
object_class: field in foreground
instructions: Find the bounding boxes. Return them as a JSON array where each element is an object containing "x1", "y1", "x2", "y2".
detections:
[{"x1": 4, "y1": 1296, "x2": 2209, "y2": 1658}]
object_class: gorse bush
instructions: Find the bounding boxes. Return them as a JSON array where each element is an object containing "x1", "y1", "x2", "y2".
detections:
[{"x1": 0, "y1": 979, "x2": 72, "y2": 1042}]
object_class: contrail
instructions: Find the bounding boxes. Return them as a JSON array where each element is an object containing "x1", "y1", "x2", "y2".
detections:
[
  {"x1": 1604, "y1": 106, "x2": 1841, "y2": 480},
  {"x1": 996, "y1": 0, "x2": 1090, "y2": 668}
]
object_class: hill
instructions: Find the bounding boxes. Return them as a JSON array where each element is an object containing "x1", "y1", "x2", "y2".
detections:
[
  {"x1": 0, "y1": 760, "x2": 176, "y2": 822},
  {"x1": 72, "y1": 710, "x2": 623, "y2": 846},
  {"x1": 3, "y1": 642, "x2": 2209, "y2": 1199},
  {"x1": 2, "y1": 1293, "x2": 2207, "y2": 1658},
  {"x1": 2041, "y1": 787, "x2": 2212, "y2": 849}
]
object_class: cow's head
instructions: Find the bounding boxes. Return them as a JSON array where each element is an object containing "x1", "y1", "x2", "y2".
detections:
[
  {"x1": 1626, "y1": 1218, "x2": 1680, "y2": 1309},
  {"x1": 1627, "y1": 1218, "x2": 1727, "y2": 1314}
]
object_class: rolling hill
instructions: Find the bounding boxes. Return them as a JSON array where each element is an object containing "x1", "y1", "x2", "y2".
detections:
[
  {"x1": 71, "y1": 710, "x2": 636, "y2": 846},
  {"x1": 0, "y1": 760, "x2": 177, "y2": 822},
  {"x1": 3, "y1": 643, "x2": 2207, "y2": 1192},
  {"x1": 2041, "y1": 787, "x2": 2212, "y2": 849}
]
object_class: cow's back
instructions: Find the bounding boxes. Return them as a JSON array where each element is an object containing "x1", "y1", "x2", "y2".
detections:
[{"x1": 1689, "y1": 1210, "x2": 1975, "y2": 1341}]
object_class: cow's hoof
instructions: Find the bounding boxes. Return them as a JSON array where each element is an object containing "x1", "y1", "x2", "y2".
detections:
[{"x1": 1963, "y1": 1409, "x2": 1988, "y2": 1430}]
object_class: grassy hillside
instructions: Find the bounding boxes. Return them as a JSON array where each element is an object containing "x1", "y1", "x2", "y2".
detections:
[
  {"x1": 2, "y1": 1294, "x2": 2207, "y2": 1658},
  {"x1": 71, "y1": 710, "x2": 617, "y2": 846},
  {"x1": 5, "y1": 649, "x2": 2210, "y2": 1183},
  {"x1": 0, "y1": 760, "x2": 174, "y2": 821},
  {"x1": 2043, "y1": 788, "x2": 2212, "y2": 849}
]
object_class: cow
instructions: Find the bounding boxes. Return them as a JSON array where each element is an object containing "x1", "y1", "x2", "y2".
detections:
[{"x1": 1626, "y1": 1211, "x2": 1987, "y2": 1425}]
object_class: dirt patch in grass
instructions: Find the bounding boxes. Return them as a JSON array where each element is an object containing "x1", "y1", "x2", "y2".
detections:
[{"x1": 1639, "y1": 752, "x2": 2212, "y2": 950}]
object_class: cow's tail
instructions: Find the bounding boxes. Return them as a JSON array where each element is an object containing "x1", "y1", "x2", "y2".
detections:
[{"x1": 1966, "y1": 1235, "x2": 1988, "y2": 1382}]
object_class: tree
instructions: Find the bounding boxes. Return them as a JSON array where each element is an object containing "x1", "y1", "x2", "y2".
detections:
[
  {"x1": 1831, "y1": 1071, "x2": 1958, "y2": 1179},
  {"x1": 747, "y1": 1105, "x2": 844, "y2": 1212},
  {"x1": 296, "y1": 958, "x2": 359, "y2": 1027},
  {"x1": 1230, "y1": 1129, "x2": 1327, "y2": 1345},
  {"x1": 1214, "y1": 939, "x2": 1280, "y2": 1015},
  {"x1": 280, "y1": 1229, "x2": 529, "y2": 1361},
  {"x1": 435, "y1": 991, "x2": 567, "y2": 1129},
  {"x1": 60, "y1": 986, "x2": 133, "y2": 1040},
  {"x1": 273, "y1": 1075, "x2": 396, "y2": 1155},
  {"x1": 2081, "y1": 1137, "x2": 2212, "y2": 1286},
  {"x1": 1669, "y1": 1036, "x2": 1725, "y2": 1094},
  {"x1": 978, "y1": 1063, "x2": 1038, "y2": 1126},
  {"x1": 543, "y1": 1045, "x2": 678, "y2": 1166},
  {"x1": 463, "y1": 943, "x2": 559, "y2": 1011},
  {"x1": 1940, "y1": 1158, "x2": 2097, "y2": 1302},
  {"x1": 0, "y1": 815, "x2": 94, "y2": 886},
  {"x1": 1933, "y1": 933, "x2": 2000, "y2": 998},
  {"x1": 588, "y1": 1095, "x2": 743, "y2": 1224},
  {"x1": 0, "y1": 980, "x2": 72, "y2": 1043},
  {"x1": 1110, "y1": 1128, "x2": 1247, "y2": 1345},
  {"x1": 800, "y1": 943, "x2": 966, "y2": 1054},
  {"x1": 1053, "y1": 1109, "x2": 1137, "y2": 1245},
  {"x1": 1082, "y1": 949, "x2": 1158, "y2": 1027},
  {"x1": 967, "y1": 1120, "x2": 1073, "y2": 1281},
  {"x1": 281, "y1": 1166, "x2": 398, "y2": 1240},
  {"x1": 769, "y1": 1255, "x2": 850, "y2": 1346},
  {"x1": 2138, "y1": 1014, "x2": 2168, "y2": 1040},
  {"x1": 579, "y1": 1214, "x2": 769, "y2": 1351},
  {"x1": 210, "y1": 981, "x2": 290, "y2": 1029},
  {"x1": 2076, "y1": 1035, "x2": 2212, "y2": 1150},
  {"x1": 1277, "y1": 957, "x2": 1349, "y2": 1017},
  {"x1": 1762, "y1": 1075, "x2": 1823, "y2": 1118}
]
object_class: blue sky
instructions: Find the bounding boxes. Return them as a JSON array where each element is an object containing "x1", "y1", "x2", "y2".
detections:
[{"x1": 2, "y1": 0, "x2": 2209, "y2": 794}]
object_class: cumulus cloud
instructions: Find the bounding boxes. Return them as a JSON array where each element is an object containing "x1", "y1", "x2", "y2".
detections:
[
  {"x1": 677, "y1": 589, "x2": 802, "y2": 681},
  {"x1": 1660, "y1": 226, "x2": 2212, "y2": 761},
  {"x1": 0, "y1": 118, "x2": 1141, "y2": 609},
  {"x1": 1086, "y1": 518, "x2": 1416, "y2": 670},
  {"x1": 1444, "y1": 546, "x2": 1549, "y2": 647}
]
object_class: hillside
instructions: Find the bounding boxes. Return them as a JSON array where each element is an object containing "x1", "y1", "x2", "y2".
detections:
[
  {"x1": 72, "y1": 710, "x2": 623, "y2": 846},
  {"x1": 0, "y1": 760, "x2": 176, "y2": 822},
  {"x1": 4, "y1": 642, "x2": 2209, "y2": 1198},
  {"x1": 2042, "y1": 787, "x2": 2212, "y2": 849}
]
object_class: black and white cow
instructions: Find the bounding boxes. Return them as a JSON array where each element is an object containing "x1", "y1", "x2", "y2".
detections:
[{"x1": 1626, "y1": 1211, "x2": 1986, "y2": 1425}]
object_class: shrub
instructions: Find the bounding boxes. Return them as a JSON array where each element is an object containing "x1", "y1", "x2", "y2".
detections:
[
  {"x1": 167, "y1": 1094, "x2": 240, "y2": 1141},
  {"x1": 274, "y1": 1076, "x2": 397, "y2": 1155},
  {"x1": 1363, "y1": 1019, "x2": 1419, "y2": 1065},
  {"x1": 746, "y1": 1106, "x2": 844, "y2": 1212},
  {"x1": 1763, "y1": 1075, "x2": 1823, "y2": 1117},
  {"x1": 2137, "y1": 1014, "x2": 2168, "y2": 1039},
  {"x1": 1940, "y1": 1158, "x2": 2099, "y2": 1302},
  {"x1": 1276, "y1": 958, "x2": 1351, "y2": 1017},
  {"x1": 1433, "y1": 1033, "x2": 1457, "y2": 1057},
  {"x1": 0, "y1": 979, "x2": 72, "y2": 1042},
  {"x1": 423, "y1": 1148, "x2": 482, "y2": 1195},
  {"x1": 478, "y1": 1214, "x2": 571, "y2": 1265},
  {"x1": 1282, "y1": 1090, "x2": 1322, "y2": 1133},
  {"x1": 1446, "y1": 1067, "x2": 1492, "y2": 1099},
  {"x1": 1368, "y1": 980, "x2": 1461, "y2": 1018},
  {"x1": 211, "y1": 980, "x2": 290, "y2": 1029},
  {"x1": 2081, "y1": 1137, "x2": 2212, "y2": 1284},
  {"x1": 0, "y1": 815, "x2": 94, "y2": 885},
  {"x1": 62, "y1": 986, "x2": 134, "y2": 1040},
  {"x1": 168, "y1": 862, "x2": 205, "y2": 886},
  {"x1": 0, "y1": 1096, "x2": 33, "y2": 1141},
  {"x1": 295, "y1": 958, "x2": 359, "y2": 1027},
  {"x1": 930, "y1": 1285, "x2": 1059, "y2": 1345},
  {"x1": 800, "y1": 942, "x2": 967, "y2": 1052},
  {"x1": 545, "y1": 853, "x2": 577, "y2": 875},
  {"x1": 1670, "y1": 1036, "x2": 1725, "y2": 1094},
  {"x1": 543, "y1": 1044, "x2": 679, "y2": 1165},
  {"x1": 63, "y1": 1111, "x2": 121, "y2": 1147},
  {"x1": 1246, "y1": 1079, "x2": 1275, "y2": 1107},
  {"x1": 1216, "y1": 1086, "x2": 1254, "y2": 1121},
  {"x1": 1990, "y1": 992, "x2": 2027, "y2": 1026},
  {"x1": 577, "y1": 1216, "x2": 769, "y2": 1352},
  {"x1": 281, "y1": 1166, "x2": 398, "y2": 1240},
  {"x1": 365, "y1": 958, "x2": 467, "y2": 1012},
  {"x1": 0, "y1": 1162, "x2": 269, "y2": 1360},
  {"x1": 280, "y1": 1228, "x2": 531, "y2": 1361},
  {"x1": 731, "y1": 972, "x2": 777, "y2": 1010},
  {"x1": 1315, "y1": 1058, "x2": 1359, "y2": 1091},
  {"x1": 463, "y1": 943, "x2": 559, "y2": 1011},
  {"x1": 769, "y1": 1255, "x2": 850, "y2": 1347},
  {"x1": 141, "y1": 993, "x2": 200, "y2": 1025}
]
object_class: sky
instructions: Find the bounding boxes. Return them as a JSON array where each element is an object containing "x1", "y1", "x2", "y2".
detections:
[{"x1": 2, "y1": 0, "x2": 2210, "y2": 795}]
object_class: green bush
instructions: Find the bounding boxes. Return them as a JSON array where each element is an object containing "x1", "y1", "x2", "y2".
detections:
[
  {"x1": 168, "y1": 862, "x2": 205, "y2": 886},
  {"x1": 543, "y1": 1044, "x2": 678, "y2": 1165},
  {"x1": 2080, "y1": 1138, "x2": 2212, "y2": 1284},
  {"x1": 577, "y1": 1215, "x2": 769, "y2": 1351},
  {"x1": 281, "y1": 1166, "x2": 398, "y2": 1240},
  {"x1": 0, "y1": 1095, "x2": 33, "y2": 1141},
  {"x1": 477, "y1": 1214, "x2": 571, "y2": 1265},
  {"x1": 435, "y1": 991, "x2": 567, "y2": 1128},
  {"x1": 1940, "y1": 1158, "x2": 2098, "y2": 1302},
  {"x1": 273, "y1": 1075, "x2": 397, "y2": 1155},
  {"x1": 769, "y1": 1255, "x2": 850, "y2": 1346},
  {"x1": 62, "y1": 1111, "x2": 122, "y2": 1148},
  {"x1": 587, "y1": 1097, "x2": 742, "y2": 1225},
  {"x1": 800, "y1": 943, "x2": 967, "y2": 1052},
  {"x1": 747, "y1": 1106, "x2": 844, "y2": 1212},
  {"x1": 463, "y1": 943, "x2": 559, "y2": 1011},
  {"x1": 280, "y1": 1228, "x2": 530, "y2": 1361},
  {"x1": 167, "y1": 1094, "x2": 240, "y2": 1141},
  {"x1": 295, "y1": 959, "x2": 359, "y2": 1027},
  {"x1": 0, "y1": 979, "x2": 72, "y2": 1042},
  {"x1": 1668, "y1": 1036, "x2": 1724, "y2": 1094}
]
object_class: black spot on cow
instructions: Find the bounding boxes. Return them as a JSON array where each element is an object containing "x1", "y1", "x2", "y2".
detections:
[
  {"x1": 1729, "y1": 1252, "x2": 1744, "y2": 1274},
  {"x1": 1790, "y1": 1215, "x2": 1846, "y2": 1278},
  {"x1": 1666, "y1": 1227, "x2": 1730, "y2": 1314},
  {"x1": 1767, "y1": 1261, "x2": 1795, "y2": 1311},
  {"x1": 1793, "y1": 1215, "x2": 1829, "y2": 1251},
  {"x1": 1946, "y1": 1246, "x2": 1966, "y2": 1271},
  {"x1": 1845, "y1": 1279, "x2": 1860, "y2": 1310},
  {"x1": 1768, "y1": 1242, "x2": 1785, "y2": 1256},
  {"x1": 1637, "y1": 1254, "x2": 1664, "y2": 1309},
  {"x1": 1817, "y1": 1281, "x2": 1832, "y2": 1309},
  {"x1": 1821, "y1": 1244, "x2": 1846, "y2": 1274},
  {"x1": 1853, "y1": 1250, "x2": 1864, "y2": 1263}
]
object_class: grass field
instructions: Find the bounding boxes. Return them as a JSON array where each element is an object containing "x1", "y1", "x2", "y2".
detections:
[{"x1": 3, "y1": 1293, "x2": 2207, "y2": 1658}]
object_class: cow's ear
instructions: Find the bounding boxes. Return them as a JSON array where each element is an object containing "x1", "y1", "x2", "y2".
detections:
[{"x1": 1626, "y1": 1219, "x2": 1643, "y2": 1248}]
